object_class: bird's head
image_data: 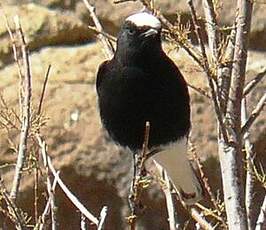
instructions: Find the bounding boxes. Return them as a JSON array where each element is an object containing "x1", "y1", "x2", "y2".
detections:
[{"x1": 115, "y1": 12, "x2": 162, "y2": 63}]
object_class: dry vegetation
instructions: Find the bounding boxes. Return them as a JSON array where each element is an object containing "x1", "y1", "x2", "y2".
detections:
[{"x1": 0, "y1": 0, "x2": 266, "y2": 229}]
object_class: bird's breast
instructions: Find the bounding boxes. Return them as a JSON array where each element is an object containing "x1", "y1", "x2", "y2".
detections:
[{"x1": 98, "y1": 66, "x2": 190, "y2": 152}]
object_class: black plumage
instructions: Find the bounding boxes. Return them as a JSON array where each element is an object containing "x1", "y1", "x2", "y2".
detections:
[
  {"x1": 96, "y1": 19, "x2": 190, "y2": 151},
  {"x1": 96, "y1": 12, "x2": 202, "y2": 204}
]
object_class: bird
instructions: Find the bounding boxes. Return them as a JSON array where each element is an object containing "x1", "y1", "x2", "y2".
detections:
[{"x1": 96, "y1": 12, "x2": 203, "y2": 205}]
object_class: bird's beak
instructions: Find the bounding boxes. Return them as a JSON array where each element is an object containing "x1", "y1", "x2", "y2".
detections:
[{"x1": 141, "y1": 28, "x2": 158, "y2": 38}]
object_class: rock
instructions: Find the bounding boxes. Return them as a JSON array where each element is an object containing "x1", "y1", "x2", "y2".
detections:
[{"x1": 0, "y1": 3, "x2": 93, "y2": 69}]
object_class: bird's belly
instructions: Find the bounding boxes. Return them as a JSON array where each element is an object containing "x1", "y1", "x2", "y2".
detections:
[{"x1": 99, "y1": 89, "x2": 190, "y2": 152}]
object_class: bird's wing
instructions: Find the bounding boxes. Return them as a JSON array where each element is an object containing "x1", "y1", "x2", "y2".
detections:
[
  {"x1": 96, "y1": 60, "x2": 110, "y2": 94},
  {"x1": 147, "y1": 137, "x2": 203, "y2": 205}
]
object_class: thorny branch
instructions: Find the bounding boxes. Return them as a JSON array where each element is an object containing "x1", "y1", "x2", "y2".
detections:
[{"x1": 190, "y1": 143, "x2": 227, "y2": 228}]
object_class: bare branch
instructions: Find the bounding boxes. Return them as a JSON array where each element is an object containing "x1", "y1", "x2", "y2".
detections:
[
  {"x1": 163, "y1": 171, "x2": 178, "y2": 230},
  {"x1": 0, "y1": 180, "x2": 28, "y2": 230},
  {"x1": 82, "y1": 0, "x2": 114, "y2": 59},
  {"x1": 2, "y1": 11, "x2": 24, "y2": 112},
  {"x1": 97, "y1": 206, "x2": 108, "y2": 230},
  {"x1": 242, "y1": 97, "x2": 256, "y2": 230},
  {"x1": 81, "y1": 214, "x2": 87, "y2": 230},
  {"x1": 244, "y1": 68, "x2": 266, "y2": 96},
  {"x1": 36, "y1": 135, "x2": 99, "y2": 226},
  {"x1": 188, "y1": 0, "x2": 228, "y2": 143},
  {"x1": 241, "y1": 93, "x2": 266, "y2": 135},
  {"x1": 10, "y1": 15, "x2": 32, "y2": 203},
  {"x1": 218, "y1": 0, "x2": 254, "y2": 228},
  {"x1": 255, "y1": 195, "x2": 266, "y2": 230},
  {"x1": 38, "y1": 64, "x2": 51, "y2": 116},
  {"x1": 202, "y1": 0, "x2": 219, "y2": 61},
  {"x1": 88, "y1": 26, "x2": 116, "y2": 42},
  {"x1": 153, "y1": 162, "x2": 180, "y2": 230},
  {"x1": 190, "y1": 208, "x2": 214, "y2": 230},
  {"x1": 191, "y1": 143, "x2": 227, "y2": 228},
  {"x1": 39, "y1": 137, "x2": 57, "y2": 230},
  {"x1": 39, "y1": 172, "x2": 59, "y2": 230},
  {"x1": 128, "y1": 121, "x2": 151, "y2": 229},
  {"x1": 187, "y1": 83, "x2": 211, "y2": 99}
]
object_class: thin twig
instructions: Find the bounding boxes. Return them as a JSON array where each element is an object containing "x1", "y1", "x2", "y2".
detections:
[
  {"x1": 191, "y1": 143, "x2": 227, "y2": 228},
  {"x1": 190, "y1": 208, "x2": 214, "y2": 230},
  {"x1": 2, "y1": 11, "x2": 24, "y2": 113},
  {"x1": 97, "y1": 206, "x2": 108, "y2": 230},
  {"x1": 241, "y1": 93, "x2": 266, "y2": 135},
  {"x1": 39, "y1": 172, "x2": 59, "y2": 230},
  {"x1": 241, "y1": 97, "x2": 256, "y2": 230},
  {"x1": 34, "y1": 159, "x2": 39, "y2": 225},
  {"x1": 162, "y1": 167, "x2": 179, "y2": 230},
  {"x1": 10, "y1": 15, "x2": 32, "y2": 203},
  {"x1": 188, "y1": 0, "x2": 228, "y2": 144},
  {"x1": 88, "y1": 26, "x2": 116, "y2": 42},
  {"x1": 187, "y1": 83, "x2": 211, "y2": 99},
  {"x1": 128, "y1": 121, "x2": 151, "y2": 229},
  {"x1": 255, "y1": 194, "x2": 266, "y2": 230},
  {"x1": 243, "y1": 68, "x2": 266, "y2": 96},
  {"x1": 81, "y1": 214, "x2": 87, "y2": 230},
  {"x1": 82, "y1": 0, "x2": 114, "y2": 59},
  {"x1": 39, "y1": 138, "x2": 57, "y2": 230},
  {"x1": 38, "y1": 65, "x2": 51, "y2": 116},
  {"x1": 36, "y1": 135, "x2": 99, "y2": 226},
  {"x1": 0, "y1": 180, "x2": 28, "y2": 229}
]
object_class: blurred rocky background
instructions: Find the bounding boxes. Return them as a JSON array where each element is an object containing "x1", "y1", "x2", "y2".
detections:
[{"x1": 0, "y1": 0, "x2": 265, "y2": 229}]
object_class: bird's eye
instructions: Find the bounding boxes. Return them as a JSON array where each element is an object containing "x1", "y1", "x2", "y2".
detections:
[{"x1": 127, "y1": 28, "x2": 135, "y2": 35}]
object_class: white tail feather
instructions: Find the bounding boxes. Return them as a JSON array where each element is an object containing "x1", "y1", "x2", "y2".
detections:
[{"x1": 147, "y1": 137, "x2": 203, "y2": 205}]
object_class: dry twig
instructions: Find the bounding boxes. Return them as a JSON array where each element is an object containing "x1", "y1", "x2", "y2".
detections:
[
  {"x1": 243, "y1": 68, "x2": 266, "y2": 96},
  {"x1": 127, "y1": 121, "x2": 151, "y2": 230},
  {"x1": 97, "y1": 206, "x2": 108, "y2": 230},
  {"x1": 38, "y1": 137, "x2": 57, "y2": 230},
  {"x1": 190, "y1": 208, "x2": 214, "y2": 230},
  {"x1": 191, "y1": 143, "x2": 227, "y2": 228},
  {"x1": 9, "y1": 16, "x2": 32, "y2": 203},
  {"x1": 241, "y1": 97, "x2": 256, "y2": 230},
  {"x1": 82, "y1": 0, "x2": 114, "y2": 58},
  {"x1": 0, "y1": 180, "x2": 28, "y2": 229},
  {"x1": 241, "y1": 93, "x2": 266, "y2": 135},
  {"x1": 36, "y1": 135, "x2": 100, "y2": 226},
  {"x1": 255, "y1": 195, "x2": 266, "y2": 230},
  {"x1": 188, "y1": 0, "x2": 228, "y2": 143},
  {"x1": 39, "y1": 172, "x2": 59, "y2": 230}
]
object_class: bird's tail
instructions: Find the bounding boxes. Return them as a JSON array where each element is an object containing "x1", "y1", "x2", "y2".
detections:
[{"x1": 148, "y1": 137, "x2": 203, "y2": 205}]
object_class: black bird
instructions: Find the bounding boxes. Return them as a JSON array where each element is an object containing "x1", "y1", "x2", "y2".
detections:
[{"x1": 96, "y1": 12, "x2": 202, "y2": 204}]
